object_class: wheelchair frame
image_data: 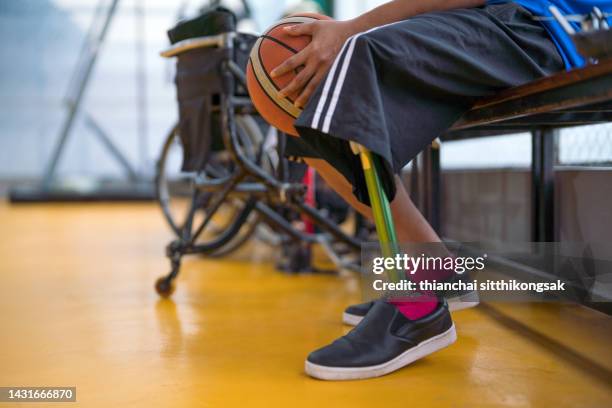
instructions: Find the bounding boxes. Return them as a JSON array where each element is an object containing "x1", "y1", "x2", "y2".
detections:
[{"x1": 155, "y1": 32, "x2": 386, "y2": 297}]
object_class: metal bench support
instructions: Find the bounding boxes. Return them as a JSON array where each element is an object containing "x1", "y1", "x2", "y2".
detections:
[{"x1": 532, "y1": 128, "x2": 557, "y2": 242}]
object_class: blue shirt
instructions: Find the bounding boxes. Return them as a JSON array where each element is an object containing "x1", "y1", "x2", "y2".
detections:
[{"x1": 488, "y1": 1, "x2": 612, "y2": 69}]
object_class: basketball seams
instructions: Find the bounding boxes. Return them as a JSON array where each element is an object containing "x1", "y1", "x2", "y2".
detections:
[
  {"x1": 250, "y1": 39, "x2": 301, "y2": 118},
  {"x1": 256, "y1": 39, "x2": 301, "y2": 116},
  {"x1": 257, "y1": 37, "x2": 300, "y2": 105},
  {"x1": 248, "y1": 60, "x2": 298, "y2": 124},
  {"x1": 260, "y1": 34, "x2": 299, "y2": 54}
]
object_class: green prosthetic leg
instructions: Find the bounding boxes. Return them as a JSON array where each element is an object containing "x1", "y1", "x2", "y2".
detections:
[{"x1": 350, "y1": 142, "x2": 401, "y2": 283}]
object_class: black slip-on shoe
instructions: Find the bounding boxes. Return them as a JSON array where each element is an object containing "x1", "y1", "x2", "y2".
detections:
[
  {"x1": 306, "y1": 301, "x2": 456, "y2": 380},
  {"x1": 342, "y1": 274, "x2": 479, "y2": 326}
]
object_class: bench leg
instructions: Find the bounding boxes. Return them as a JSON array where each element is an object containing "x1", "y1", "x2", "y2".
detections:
[
  {"x1": 426, "y1": 140, "x2": 441, "y2": 234},
  {"x1": 531, "y1": 129, "x2": 556, "y2": 242}
]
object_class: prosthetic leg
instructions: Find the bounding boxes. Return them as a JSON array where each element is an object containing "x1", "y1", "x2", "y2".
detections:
[{"x1": 350, "y1": 142, "x2": 401, "y2": 282}]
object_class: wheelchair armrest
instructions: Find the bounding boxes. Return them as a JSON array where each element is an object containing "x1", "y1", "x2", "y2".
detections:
[{"x1": 160, "y1": 32, "x2": 234, "y2": 58}]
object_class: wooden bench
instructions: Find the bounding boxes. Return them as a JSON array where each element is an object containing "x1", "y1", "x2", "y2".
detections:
[{"x1": 415, "y1": 58, "x2": 612, "y2": 241}]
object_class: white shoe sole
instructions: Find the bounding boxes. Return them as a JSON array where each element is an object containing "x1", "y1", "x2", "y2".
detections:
[
  {"x1": 342, "y1": 291, "x2": 479, "y2": 326},
  {"x1": 341, "y1": 312, "x2": 364, "y2": 326},
  {"x1": 305, "y1": 324, "x2": 457, "y2": 380}
]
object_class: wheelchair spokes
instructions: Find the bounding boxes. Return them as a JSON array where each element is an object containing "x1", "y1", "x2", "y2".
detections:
[{"x1": 156, "y1": 118, "x2": 264, "y2": 257}]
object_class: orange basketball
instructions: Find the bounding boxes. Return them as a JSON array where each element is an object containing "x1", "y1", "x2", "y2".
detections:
[{"x1": 246, "y1": 13, "x2": 332, "y2": 136}]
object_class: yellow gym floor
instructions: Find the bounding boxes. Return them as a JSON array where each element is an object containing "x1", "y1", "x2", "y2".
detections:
[{"x1": 0, "y1": 203, "x2": 611, "y2": 407}]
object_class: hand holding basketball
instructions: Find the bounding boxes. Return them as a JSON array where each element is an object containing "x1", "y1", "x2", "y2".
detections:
[
  {"x1": 271, "y1": 20, "x2": 356, "y2": 108},
  {"x1": 246, "y1": 13, "x2": 336, "y2": 136}
]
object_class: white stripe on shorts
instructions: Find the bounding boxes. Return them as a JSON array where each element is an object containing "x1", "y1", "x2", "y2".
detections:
[
  {"x1": 318, "y1": 21, "x2": 403, "y2": 134},
  {"x1": 321, "y1": 34, "x2": 359, "y2": 133},
  {"x1": 310, "y1": 35, "x2": 354, "y2": 129}
]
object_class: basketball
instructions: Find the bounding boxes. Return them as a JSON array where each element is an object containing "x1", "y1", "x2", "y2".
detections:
[{"x1": 246, "y1": 13, "x2": 332, "y2": 136}]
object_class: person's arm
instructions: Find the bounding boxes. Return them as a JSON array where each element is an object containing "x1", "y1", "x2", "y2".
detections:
[{"x1": 271, "y1": 0, "x2": 485, "y2": 108}]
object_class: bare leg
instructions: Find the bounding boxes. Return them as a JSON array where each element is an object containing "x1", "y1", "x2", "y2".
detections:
[{"x1": 304, "y1": 158, "x2": 440, "y2": 243}]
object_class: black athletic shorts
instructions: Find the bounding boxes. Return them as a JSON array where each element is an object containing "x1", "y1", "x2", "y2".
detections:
[{"x1": 286, "y1": 2, "x2": 564, "y2": 205}]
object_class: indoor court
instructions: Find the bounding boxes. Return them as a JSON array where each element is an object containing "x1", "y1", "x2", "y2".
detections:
[{"x1": 1, "y1": 203, "x2": 610, "y2": 407}]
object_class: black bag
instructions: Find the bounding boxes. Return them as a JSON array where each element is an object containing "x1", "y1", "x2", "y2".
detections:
[
  {"x1": 170, "y1": 7, "x2": 257, "y2": 172},
  {"x1": 167, "y1": 7, "x2": 236, "y2": 45}
]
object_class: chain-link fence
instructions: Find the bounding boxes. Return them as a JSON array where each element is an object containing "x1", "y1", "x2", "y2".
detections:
[{"x1": 557, "y1": 123, "x2": 612, "y2": 166}]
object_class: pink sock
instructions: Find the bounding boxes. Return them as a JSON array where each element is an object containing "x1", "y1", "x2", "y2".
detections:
[
  {"x1": 384, "y1": 252, "x2": 457, "y2": 321},
  {"x1": 389, "y1": 293, "x2": 438, "y2": 320},
  {"x1": 386, "y1": 263, "x2": 442, "y2": 320}
]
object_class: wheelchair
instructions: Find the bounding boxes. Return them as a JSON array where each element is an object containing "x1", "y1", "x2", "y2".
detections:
[{"x1": 154, "y1": 9, "x2": 366, "y2": 297}]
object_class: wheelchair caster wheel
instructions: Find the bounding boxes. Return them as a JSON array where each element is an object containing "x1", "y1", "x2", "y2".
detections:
[{"x1": 155, "y1": 277, "x2": 176, "y2": 298}]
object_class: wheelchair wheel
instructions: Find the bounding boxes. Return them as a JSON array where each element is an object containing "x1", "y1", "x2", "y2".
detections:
[{"x1": 156, "y1": 115, "x2": 272, "y2": 256}]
